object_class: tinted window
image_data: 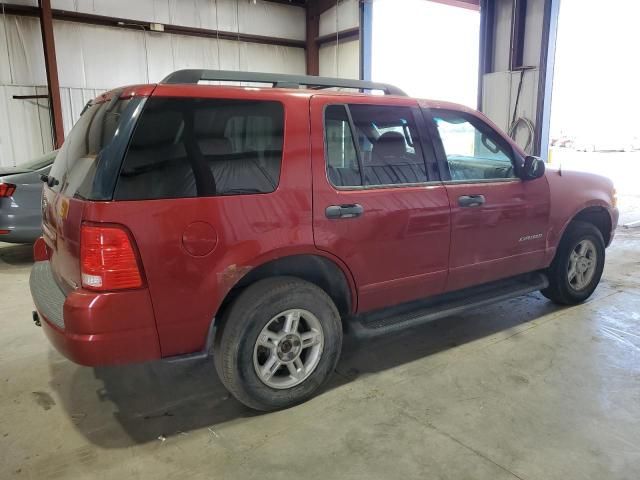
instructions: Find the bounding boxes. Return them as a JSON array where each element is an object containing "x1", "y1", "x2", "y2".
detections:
[
  {"x1": 49, "y1": 97, "x2": 132, "y2": 198},
  {"x1": 325, "y1": 105, "x2": 362, "y2": 187},
  {"x1": 115, "y1": 98, "x2": 284, "y2": 200},
  {"x1": 324, "y1": 104, "x2": 428, "y2": 187},
  {"x1": 350, "y1": 105, "x2": 427, "y2": 186},
  {"x1": 433, "y1": 110, "x2": 516, "y2": 181}
]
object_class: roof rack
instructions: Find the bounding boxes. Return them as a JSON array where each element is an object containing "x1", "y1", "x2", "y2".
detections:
[{"x1": 160, "y1": 69, "x2": 407, "y2": 96}]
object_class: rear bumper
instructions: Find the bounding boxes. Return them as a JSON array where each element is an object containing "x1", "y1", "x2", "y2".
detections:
[
  {"x1": 30, "y1": 261, "x2": 161, "y2": 366},
  {"x1": 0, "y1": 206, "x2": 42, "y2": 243}
]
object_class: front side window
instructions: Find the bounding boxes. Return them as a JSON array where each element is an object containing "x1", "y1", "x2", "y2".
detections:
[
  {"x1": 433, "y1": 110, "x2": 516, "y2": 181},
  {"x1": 114, "y1": 98, "x2": 283, "y2": 200},
  {"x1": 324, "y1": 104, "x2": 428, "y2": 187}
]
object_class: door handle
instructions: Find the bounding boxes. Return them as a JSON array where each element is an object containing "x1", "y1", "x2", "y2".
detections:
[
  {"x1": 458, "y1": 195, "x2": 485, "y2": 208},
  {"x1": 325, "y1": 204, "x2": 364, "y2": 219}
]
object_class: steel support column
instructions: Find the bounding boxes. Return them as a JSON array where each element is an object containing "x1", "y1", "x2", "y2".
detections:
[
  {"x1": 306, "y1": 3, "x2": 320, "y2": 75},
  {"x1": 535, "y1": 0, "x2": 560, "y2": 159},
  {"x1": 360, "y1": 0, "x2": 373, "y2": 81},
  {"x1": 38, "y1": 0, "x2": 64, "y2": 148}
]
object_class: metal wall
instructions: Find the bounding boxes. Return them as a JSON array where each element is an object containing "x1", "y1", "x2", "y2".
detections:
[
  {"x1": 480, "y1": 0, "x2": 558, "y2": 157},
  {"x1": 318, "y1": 0, "x2": 359, "y2": 79},
  {"x1": 0, "y1": 0, "x2": 306, "y2": 167}
]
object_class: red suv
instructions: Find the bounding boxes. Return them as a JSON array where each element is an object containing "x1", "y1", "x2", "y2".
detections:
[{"x1": 30, "y1": 70, "x2": 618, "y2": 411}]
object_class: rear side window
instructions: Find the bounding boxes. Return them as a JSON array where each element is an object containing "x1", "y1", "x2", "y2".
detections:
[
  {"x1": 49, "y1": 97, "x2": 133, "y2": 198},
  {"x1": 114, "y1": 98, "x2": 284, "y2": 200},
  {"x1": 324, "y1": 104, "x2": 428, "y2": 188}
]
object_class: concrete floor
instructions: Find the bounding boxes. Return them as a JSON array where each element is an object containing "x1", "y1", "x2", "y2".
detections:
[{"x1": 1, "y1": 227, "x2": 639, "y2": 480}]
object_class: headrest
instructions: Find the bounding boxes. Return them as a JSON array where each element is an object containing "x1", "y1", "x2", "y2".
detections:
[{"x1": 372, "y1": 131, "x2": 407, "y2": 163}]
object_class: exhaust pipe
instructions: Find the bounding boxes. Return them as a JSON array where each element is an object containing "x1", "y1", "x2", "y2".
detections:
[{"x1": 32, "y1": 311, "x2": 41, "y2": 327}]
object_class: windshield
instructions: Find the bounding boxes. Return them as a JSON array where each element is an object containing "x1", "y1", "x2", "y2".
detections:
[{"x1": 17, "y1": 150, "x2": 58, "y2": 171}]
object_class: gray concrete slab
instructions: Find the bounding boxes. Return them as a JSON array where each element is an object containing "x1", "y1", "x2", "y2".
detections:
[{"x1": 1, "y1": 230, "x2": 639, "y2": 480}]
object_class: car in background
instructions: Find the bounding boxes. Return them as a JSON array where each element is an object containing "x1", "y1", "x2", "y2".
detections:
[
  {"x1": 0, "y1": 150, "x2": 58, "y2": 243},
  {"x1": 550, "y1": 134, "x2": 575, "y2": 148},
  {"x1": 574, "y1": 132, "x2": 637, "y2": 152}
]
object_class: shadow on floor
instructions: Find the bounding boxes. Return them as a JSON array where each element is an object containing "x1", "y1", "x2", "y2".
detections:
[
  {"x1": 49, "y1": 292, "x2": 561, "y2": 449},
  {"x1": 0, "y1": 242, "x2": 34, "y2": 266}
]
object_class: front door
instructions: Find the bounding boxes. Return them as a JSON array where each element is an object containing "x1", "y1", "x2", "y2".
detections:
[
  {"x1": 310, "y1": 95, "x2": 451, "y2": 313},
  {"x1": 427, "y1": 107, "x2": 550, "y2": 291}
]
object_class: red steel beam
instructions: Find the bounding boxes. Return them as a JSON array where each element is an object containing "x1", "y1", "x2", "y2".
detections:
[
  {"x1": 306, "y1": 3, "x2": 320, "y2": 75},
  {"x1": 38, "y1": 0, "x2": 64, "y2": 148}
]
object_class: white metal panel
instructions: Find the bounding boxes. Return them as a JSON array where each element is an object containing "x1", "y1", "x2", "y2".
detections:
[
  {"x1": 319, "y1": 39, "x2": 359, "y2": 80},
  {"x1": 51, "y1": 0, "x2": 305, "y2": 40},
  {"x1": 0, "y1": 15, "x2": 46, "y2": 86},
  {"x1": 0, "y1": 85, "x2": 52, "y2": 167},
  {"x1": 236, "y1": 0, "x2": 305, "y2": 41},
  {"x1": 482, "y1": 69, "x2": 539, "y2": 150},
  {"x1": 0, "y1": 13, "x2": 12, "y2": 84},
  {"x1": 319, "y1": 0, "x2": 359, "y2": 37},
  {"x1": 54, "y1": 21, "x2": 148, "y2": 88},
  {"x1": 523, "y1": 0, "x2": 544, "y2": 67},
  {"x1": 492, "y1": 0, "x2": 513, "y2": 73}
]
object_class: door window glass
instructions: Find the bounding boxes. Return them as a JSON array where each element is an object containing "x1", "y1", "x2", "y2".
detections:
[
  {"x1": 324, "y1": 105, "x2": 362, "y2": 187},
  {"x1": 433, "y1": 110, "x2": 516, "y2": 181},
  {"x1": 349, "y1": 104, "x2": 427, "y2": 186},
  {"x1": 323, "y1": 104, "x2": 428, "y2": 188}
]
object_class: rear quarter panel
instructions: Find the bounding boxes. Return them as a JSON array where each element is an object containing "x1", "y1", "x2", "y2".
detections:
[{"x1": 83, "y1": 88, "x2": 316, "y2": 357}]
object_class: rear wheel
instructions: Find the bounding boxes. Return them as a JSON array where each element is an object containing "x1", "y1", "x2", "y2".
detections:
[
  {"x1": 541, "y1": 221, "x2": 605, "y2": 305},
  {"x1": 214, "y1": 277, "x2": 342, "y2": 411}
]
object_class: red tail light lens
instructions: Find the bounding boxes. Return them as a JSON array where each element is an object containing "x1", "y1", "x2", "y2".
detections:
[
  {"x1": 0, "y1": 183, "x2": 16, "y2": 197},
  {"x1": 81, "y1": 224, "x2": 143, "y2": 291}
]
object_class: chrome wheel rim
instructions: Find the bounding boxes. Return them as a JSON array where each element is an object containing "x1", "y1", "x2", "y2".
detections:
[
  {"x1": 568, "y1": 239, "x2": 597, "y2": 291},
  {"x1": 253, "y1": 309, "x2": 324, "y2": 389}
]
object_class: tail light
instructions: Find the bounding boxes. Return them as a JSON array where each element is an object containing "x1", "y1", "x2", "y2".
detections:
[
  {"x1": 81, "y1": 224, "x2": 143, "y2": 291},
  {"x1": 0, "y1": 183, "x2": 16, "y2": 197}
]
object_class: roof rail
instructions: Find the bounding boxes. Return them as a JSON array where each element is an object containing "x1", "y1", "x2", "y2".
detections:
[{"x1": 160, "y1": 69, "x2": 407, "y2": 96}]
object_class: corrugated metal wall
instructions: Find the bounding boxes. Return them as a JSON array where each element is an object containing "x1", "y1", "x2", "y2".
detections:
[
  {"x1": 319, "y1": 0, "x2": 360, "y2": 80},
  {"x1": 0, "y1": 0, "x2": 307, "y2": 167}
]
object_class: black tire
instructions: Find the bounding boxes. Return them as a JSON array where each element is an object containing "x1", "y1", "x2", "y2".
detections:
[
  {"x1": 541, "y1": 221, "x2": 605, "y2": 305},
  {"x1": 214, "y1": 276, "x2": 342, "y2": 411}
]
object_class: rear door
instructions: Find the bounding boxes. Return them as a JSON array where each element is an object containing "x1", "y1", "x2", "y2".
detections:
[
  {"x1": 42, "y1": 93, "x2": 143, "y2": 292},
  {"x1": 426, "y1": 107, "x2": 550, "y2": 291},
  {"x1": 310, "y1": 95, "x2": 450, "y2": 313}
]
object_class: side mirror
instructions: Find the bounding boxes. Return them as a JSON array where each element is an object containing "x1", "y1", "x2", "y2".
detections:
[{"x1": 521, "y1": 155, "x2": 545, "y2": 180}]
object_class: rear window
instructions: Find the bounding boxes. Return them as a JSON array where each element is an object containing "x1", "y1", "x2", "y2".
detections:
[
  {"x1": 49, "y1": 97, "x2": 133, "y2": 198},
  {"x1": 114, "y1": 98, "x2": 284, "y2": 200}
]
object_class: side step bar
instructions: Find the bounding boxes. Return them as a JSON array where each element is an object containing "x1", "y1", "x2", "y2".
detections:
[{"x1": 348, "y1": 272, "x2": 548, "y2": 338}]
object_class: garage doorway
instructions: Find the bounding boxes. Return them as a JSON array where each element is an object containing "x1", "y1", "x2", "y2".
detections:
[
  {"x1": 371, "y1": 0, "x2": 480, "y2": 108},
  {"x1": 549, "y1": 0, "x2": 640, "y2": 225}
]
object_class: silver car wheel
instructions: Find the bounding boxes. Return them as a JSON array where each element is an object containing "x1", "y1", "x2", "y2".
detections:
[
  {"x1": 253, "y1": 309, "x2": 324, "y2": 389},
  {"x1": 568, "y1": 239, "x2": 597, "y2": 291}
]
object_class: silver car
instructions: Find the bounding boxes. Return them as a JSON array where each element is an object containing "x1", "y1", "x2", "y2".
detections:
[{"x1": 0, "y1": 150, "x2": 58, "y2": 244}]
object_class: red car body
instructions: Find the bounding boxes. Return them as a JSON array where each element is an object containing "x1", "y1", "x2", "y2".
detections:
[{"x1": 31, "y1": 82, "x2": 618, "y2": 367}]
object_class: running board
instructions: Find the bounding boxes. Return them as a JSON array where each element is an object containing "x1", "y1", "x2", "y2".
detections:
[{"x1": 348, "y1": 272, "x2": 548, "y2": 338}]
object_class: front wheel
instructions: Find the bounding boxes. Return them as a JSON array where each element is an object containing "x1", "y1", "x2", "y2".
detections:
[
  {"x1": 214, "y1": 277, "x2": 342, "y2": 411},
  {"x1": 541, "y1": 221, "x2": 605, "y2": 305}
]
